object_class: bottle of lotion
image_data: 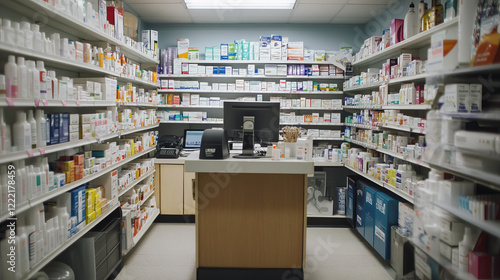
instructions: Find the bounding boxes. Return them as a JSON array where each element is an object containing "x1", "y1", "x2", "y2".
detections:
[
  {"x1": 27, "y1": 110, "x2": 37, "y2": 149},
  {"x1": 13, "y1": 111, "x2": 31, "y2": 151},
  {"x1": 0, "y1": 108, "x2": 11, "y2": 154},
  {"x1": 404, "y1": 2, "x2": 419, "y2": 39},
  {"x1": 27, "y1": 60, "x2": 40, "y2": 100},
  {"x1": 35, "y1": 109, "x2": 47, "y2": 148},
  {"x1": 17, "y1": 57, "x2": 28, "y2": 99},
  {"x1": 5, "y1": 55, "x2": 18, "y2": 98},
  {"x1": 459, "y1": 227, "x2": 474, "y2": 272},
  {"x1": 36, "y1": 61, "x2": 48, "y2": 100}
]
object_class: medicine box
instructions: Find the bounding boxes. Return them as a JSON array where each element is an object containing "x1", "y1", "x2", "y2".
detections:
[
  {"x1": 444, "y1": 84, "x2": 470, "y2": 113},
  {"x1": 374, "y1": 192, "x2": 398, "y2": 260}
]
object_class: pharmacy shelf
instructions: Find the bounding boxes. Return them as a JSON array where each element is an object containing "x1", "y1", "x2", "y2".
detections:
[
  {"x1": 344, "y1": 74, "x2": 427, "y2": 93},
  {"x1": 0, "y1": 124, "x2": 159, "y2": 165},
  {"x1": 377, "y1": 148, "x2": 430, "y2": 168},
  {"x1": 0, "y1": 202, "x2": 31, "y2": 222},
  {"x1": 131, "y1": 209, "x2": 160, "y2": 246},
  {"x1": 176, "y1": 58, "x2": 346, "y2": 70},
  {"x1": 160, "y1": 120, "x2": 223, "y2": 125},
  {"x1": 281, "y1": 107, "x2": 343, "y2": 111},
  {"x1": 344, "y1": 165, "x2": 414, "y2": 204},
  {"x1": 0, "y1": 43, "x2": 157, "y2": 88},
  {"x1": 119, "y1": 102, "x2": 160, "y2": 108},
  {"x1": 343, "y1": 105, "x2": 383, "y2": 110},
  {"x1": 313, "y1": 161, "x2": 343, "y2": 167},
  {"x1": 280, "y1": 122, "x2": 344, "y2": 126},
  {"x1": 440, "y1": 111, "x2": 500, "y2": 121},
  {"x1": 428, "y1": 63, "x2": 500, "y2": 78},
  {"x1": 343, "y1": 138, "x2": 379, "y2": 150},
  {"x1": 379, "y1": 124, "x2": 426, "y2": 134},
  {"x1": 27, "y1": 146, "x2": 156, "y2": 210},
  {"x1": 0, "y1": 98, "x2": 116, "y2": 108},
  {"x1": 425, "y1": 161, "x2": 500, "y2": 191},
  {"x1": 158, "y1": 89, "x2": 343, "y2": 95},
  {"x1": 1, "y1": 0, "x2": 158, "y2": 65},
  {"x1": 312, "y1": 137, "x2": 344, "y2": 141},
  {"x1": 343, "y1": 104, "x2": 430, "y2": 110},
  {"x1": 410, "y1": 238, "x2": 476, "y2": 280},
  {"x1": 353, "y1": 18, "x2": 458, "y2": 67},
  {"x1": 140, "y1": 189, "x2": 155, "y2": 207},
  {"x1": 344, "y1": 82, "x2": 383, "y2": 92},
  {"x1": 158, "y1": 105, "x2": 223, "y2": 109},
  {"x1": 432, "y1": 201, "x2": 500, "y2": 239},
  {"x1": 118, "y1": 169, "x2": 156, "y2": 198},
  {"x1": 159, "y1": 74, "x2": 344, "y2": 80},
  {"x1": 307, "y1": 214, "x2": 347, "y2": 218},
  {"x1": 344, "y1": 123, "x2": 380, "y2": 130},
  {"x1": 19, "y1": 201, "x2": 120, "y2": 280}
]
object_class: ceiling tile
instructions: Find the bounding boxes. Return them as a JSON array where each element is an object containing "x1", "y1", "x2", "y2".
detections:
[
  {"x1": 291, "y1": 3, "x2": 343, "y2": 18},
  {"x1": 337, "y1": 4, "x2": 388, "y2": 18},
  {"x1": 330, "y1": 17, "x2": 372, "y2": 24},
  {"x1": 128, "y1": 3, "x2": 190, "y2": 18}
]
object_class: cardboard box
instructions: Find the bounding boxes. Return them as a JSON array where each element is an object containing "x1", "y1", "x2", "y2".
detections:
[
  {"x1": 444, "y1": 84, "x2": 470, "y2": 113},
  {"x1": 177, "y1": 38, "x2": 189, "y2": 59}
]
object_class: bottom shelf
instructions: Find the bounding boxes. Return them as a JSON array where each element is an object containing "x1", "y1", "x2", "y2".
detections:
[
  {"x1": 307, "y1": 214, "x2": 346, "y2": 218},
  {"x1": 21, "y1": 201, "x2": 120, "y2": 280},
  {"x1": 410, "y1": 238, "x2": 477, "y2": 280},
  {"x1": 123, "y1": 209, "x2": 160, "y2": 255}
]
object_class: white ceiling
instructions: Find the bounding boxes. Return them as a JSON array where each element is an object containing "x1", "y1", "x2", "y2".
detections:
[{"x1": 124, "y1": 0, "x2": 397, "y2": 24}]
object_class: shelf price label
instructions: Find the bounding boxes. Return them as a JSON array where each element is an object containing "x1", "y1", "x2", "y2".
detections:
[
  {"x1": 39, "y1": 148, "x2": 46, "y2": 155},
  {"x1": 61, "y1": 100, "x2": 67, "y2": 106},
  {"x1": 6, "y1": 97, "x2": 14, "y2": 106},
  {"x1": 34, "y1": 99, "x2": 40, "y2": 107},
  {"x1": 76, "y1": 101, "x2": 81, "y2": 107},
  {"x1": 42, "y1": 100, "x2": 48, "y2": 106},
  {"x1": 26, "y1": 149, "x2": 34, "y2": 157}
]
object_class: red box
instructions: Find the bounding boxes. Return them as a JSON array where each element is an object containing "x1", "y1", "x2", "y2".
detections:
[
  {"x1": 469, "y1": 251, "x2": 492, "y2": 279},
  {"x1": 73, "y1": 154, "x2": 85, "y2": 165},
  {"x1": 390, "y1": 19, "x2": 404, "y2": 46}
]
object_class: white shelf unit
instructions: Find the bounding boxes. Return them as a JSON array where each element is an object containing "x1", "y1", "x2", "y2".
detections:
[
  {"x1": 159, "y1": 74, "x2": 344, "y2": 80},
  {"x1": 19, "y1": 201, "x2": 120, "y2": 280},
  {"x1": 312, "y1": 137, "x2": 344, "y2": 141},
  {"x1": 432, "y1": 202, "x2": 500, "y2": 239},
  {"x1": 0, "y1": 124, "x2": 159, "y2": 165},
  {"x1": 160, "y1": 120, "x2": 223, "y2": 125},
  {"x1": 158, "y1": 89, "x2": 343, "y2": 95},
  {"x1": 344, "y1": 165, "x2": 414, "y2": 204},
  {"x1": 0, "y1": 98, "x2": 117, "y2": 108},
  {"x1": 352, "y1": 18, "x2": 458, "y2": 67},
  {"x1": 308, "y1": 214, "x2": 347, "y2": 218},
  {"x1": 140, "y1": 189, "x2": 156, "y2": 207},
  {"x1": 313, "y1": 162, "x2": 343, "y2": 167},
  {"x1": 122, "y1": 209, "x2": 160, "y2": 255},
  {"x1": 344, "y1": 73, "x2": 427, "y2": 93},
  {"x1": 118, "y1": 169, "x2": 156, "y2": 198},
  {"x1": 280, "y1": 122, "x2": 344, "y2": 126},
  {"x1": 281, "y1": 107, "x2": 343, "y2": 111},
  {"x1": 0, "y1": 0, "x2": 158, "y2": 65},
  {"x1": 344, "y1": 123, "x2": 380, "y2": 130},
  {"x1": 175, "y1": 58, "x2": 346, "y2": 71},
  {"x1": 343, "y1": 104, "x2": 430, "y2": 110},
  {"x1": 119, "y1": 102, "x2": 161, "y2": 108},
  {"x1": 379, "y1": 124, "x2": 426, "y2": 134}
]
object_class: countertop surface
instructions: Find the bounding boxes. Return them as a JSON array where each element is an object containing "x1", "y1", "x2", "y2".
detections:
[{"x1": 183, "y1": 151, "x2": 315, "y2": 174}]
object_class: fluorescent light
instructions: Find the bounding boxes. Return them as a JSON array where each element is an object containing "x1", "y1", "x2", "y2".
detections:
[{"x1": 184, "y1": 0, "x2": 296, "y2": 10}]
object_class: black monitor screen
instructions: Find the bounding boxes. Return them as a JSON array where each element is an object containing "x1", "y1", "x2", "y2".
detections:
[{"x1": 223, "y1": 101, "x2": 280, "y2": 143}]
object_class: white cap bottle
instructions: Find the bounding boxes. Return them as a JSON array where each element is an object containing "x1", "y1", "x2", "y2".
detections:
[
  {"x1": 36, "y1": 61, "x2": 48, "y2": 100},
  {"x1": 31, "y1": 24, "x2": 42, "y2": 53},
  {"x1": 35, "y1": 109, "x2": 47, "y2": 148},
  {"x1": 48, "y1": 71, "x2": 58, "y2": 99},
  {"x1": 15, "y1": 160, "x2": 28, "y2": 205},
  {"x1": 12, "y1": 21, "x2": 25, "y2": 47},
  {"x1": 17, "y1": 57, "x2": 28, "y2": 98},
  {"x1": 27, "y1": 60, "x2": 40, "y2": 100},
  {"x1": 5, "y1": 55, "x2": 18, "y2": 98},
  {"x1": 16, "y1": 226, "x2": 30, "y2": 275},
  {"x1": 459, "y1": 227, "x2": 475, "y2": 272},
  {"x1": 21, "y1": 21, "x2": 33, "y2": 50},
  {"x1": 13, "y1": 111, "x2": 31, "y2": 151},
  {"x1": 27, "y1": 110, "x2": 37, "y2": 149},
  {"x1": 0, "y1": 75, "x2": 5, "y2": 96},
  {"x1": 2, "y1": 19, "x2": 15, "y2": 45},
  {"x1": 0, "y1": 108, "x2": 11, "y2": 154}
]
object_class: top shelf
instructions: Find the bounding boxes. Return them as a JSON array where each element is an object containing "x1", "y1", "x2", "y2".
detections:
[
  {"x1": 2, "y1": 0, "x2": 158, "y2": 65},
  {"x1": 353, "y1": 18, "x2": 459, "y2": 67},
  {"x1": 177, "y1": 59, "x2": 346, "y2": 71}
]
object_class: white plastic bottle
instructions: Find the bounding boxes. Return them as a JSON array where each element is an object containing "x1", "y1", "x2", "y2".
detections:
[
  {"x1": 1, "y1": 165, "x2": 8, "y2": 214},
  {"x1": 15, "y1": 160, "x2": 29, "y2": 205},
  {"x1": 21, "y1": 21, "x2": 33, "y2": 50},
  {"x1": 12, "y1": 21, "x2": 25, "y2": 47},
  {"x1": 404, "y1": 2, "x2": 419, "y2": 40},
  {"x1": 29, "y1": 165, "x2": 38, "y2": 199},
  {"x1": 0, "y1": 19, "x2": 4, "y2": 43},
  {"x1": 5, "y1": 55, "x2": 18, "y2": 98},
  {"x1": 41, "y1": 157, "x2": 50, "y2": 192},
  {"x1": 17, "y1": 57, "x2": 28, "y2": 99},
  {"x1": 31, "y1": 24, "x2": 42, "y2": 53},
  {"x1": 459, "y1": 227, "x2": 474, "y2": 272},
  {"x1": 17, "y1": 226, "x2": 30, "y2": 276},
  {"x1": 13, "y1": 111, "x2": 31, "y2": 151},
  {"x1": 37, "y1": 61, "x2": 48, "y2": 100},
  {"x1": 44, "y1": 111, "x2": 50, "y2": 146},
  {"x1": 48, "y1": 71, "x2": 58, "y2": 99},
  {"x1": 0, "y1": 108, "x2": 11, "y2": 154},
  {"x1": 2, "y1": 19, "x2": 15, "y2": 45},
  {"x1": 27, "y1": 60, "x2": 40, "y2": 100},
  {"x1": 46, "y1": 218, "x2": 54, "y2": 253},
  {"x1": 25, "y1": 224, "x2": 37, "y2": 269},
  {"x1": 35, "y1": 109, "x2": 47, "y2": 148},
  {"x1": 28, "y1": 110, "x2": 37, "y2": 149}
]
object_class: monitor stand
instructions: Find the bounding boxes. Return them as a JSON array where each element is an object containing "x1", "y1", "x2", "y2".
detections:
[{"x1": 233, "y1": 116, "x2": 260, "y2": 159}]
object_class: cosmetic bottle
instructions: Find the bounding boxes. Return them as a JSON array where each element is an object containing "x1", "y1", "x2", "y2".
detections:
[
  {"x1": 46, "y1": 218, "x2": 54, "y2": 253},
  {"x1": 2, "y1": 19, "x2": 15, "y2": 45},
  {"x1": 0, "y1": 108, "x2": 11, "y2": 154},
  {"x1": 12, "y1": 21, "x2": 25, "y2": 47},
  {"x1": 21, "y1": 21, "x2": 33, "y2": 50},
  {"x1": 421, "y1": 3, "x2": 431, "y2": 31},
  {"x1": 31, "y1": 24, "x2": 42, "y2": 53},
  {"x1": 0, "y1": 75, "x2": 5, "y2": 96},
  {"x1": 459, "y1": 227, "x2": 474, "y2": 272},
  {"x1": 24, "y1": 224, "x2": 36, "y2": 269},
  {"x1": 28, "y1": 110, "x2": 37, "y2": 149},
  {"x1": 5, "y1": 55, "x2": 18, "y2": 98},
  {"x1": 418, "y1": 1, "x2": 427, "y2": 32},
  {"x1": 15, "y1": 160, "x2": 28, "y2": 205},
  {"x1": 37, "y1": 61, "x2": 48, "y2": 100},
  {"x1": 29, "y1": 165, "x2": 38, "y2": 199},
  {"x1": 17, "y1": 57, "x2": 28, "y2": 98},
  {"x1": 98, "y1": 47, "x2": 104, "y2": 68},
  {"x1": 430, "y1": 0, "x2": 444, "y2": 28},
  {"x1": 13, "y1": 111, "x2": 31, "y2": 151},
  {"x1": 27, "y1": 60, "x2": 41, "y2": 100},
  {"x1": 404, "y1": 2, "x2": 419, "y2": 39},
  {"x1": 50, "y1": 33, "x2": 60, "y2": 58},
  {"x1": 35, "y1": 109, "x2": 47, "y2": 148},
  {"x1": 41, "y1": 157, "x2": 50, "y2": 192}
]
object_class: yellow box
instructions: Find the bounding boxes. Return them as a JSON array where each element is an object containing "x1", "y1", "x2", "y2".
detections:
[
  {"x1": 86, "y1": 211, "x2": 96, "y2": 224},
  {"x1": 86, "y1": 188, "x2": 97, "y2": 212},
  {"x1": 62, "y1": 161, "x2": 75, "y2": 172}
]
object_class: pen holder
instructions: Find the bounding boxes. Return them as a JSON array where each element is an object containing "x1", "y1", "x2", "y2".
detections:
[{"x1": 285, "y1": 142, "x2": 297, "y2": 159}]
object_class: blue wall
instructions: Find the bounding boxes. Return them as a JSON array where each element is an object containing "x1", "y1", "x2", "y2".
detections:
[{"x1": 144, "y1": 23, "x2": 365, "y2": 53}]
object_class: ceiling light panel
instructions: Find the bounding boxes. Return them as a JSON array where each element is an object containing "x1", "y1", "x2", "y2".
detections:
[{"x1": 184, "y1": 0, "x2": 297, "y2": 9}]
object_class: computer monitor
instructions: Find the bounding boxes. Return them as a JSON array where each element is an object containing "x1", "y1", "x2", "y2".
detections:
[
  {"x1": 223, "y1": 101, "x2": 280, "y2": 158},
  {"x1": 183, "y1": 129, "x2": 204, "y2": 150}
]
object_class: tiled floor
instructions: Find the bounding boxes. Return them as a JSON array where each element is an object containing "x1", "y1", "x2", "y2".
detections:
[{"x1": 116, "y1": 224, "x2": 393, "y2": 280}]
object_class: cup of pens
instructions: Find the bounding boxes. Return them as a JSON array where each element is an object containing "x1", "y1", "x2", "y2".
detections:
[{"x1": 282, "y1": 126, "x2": 300, "y2": 159}]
